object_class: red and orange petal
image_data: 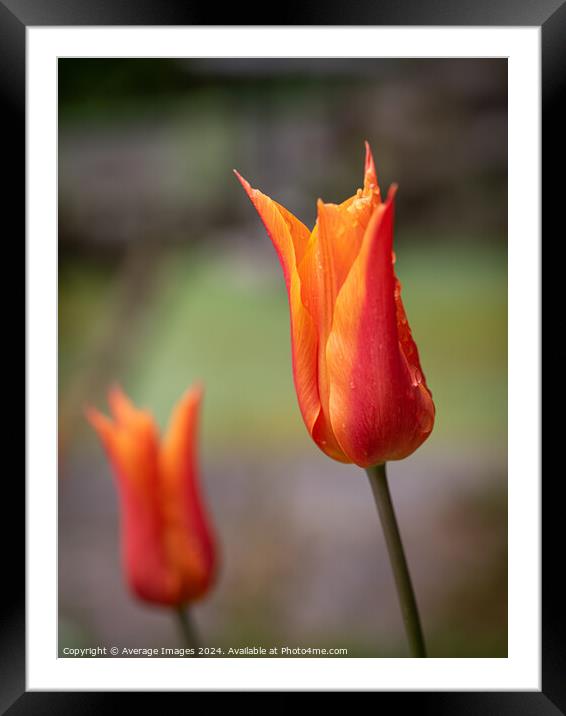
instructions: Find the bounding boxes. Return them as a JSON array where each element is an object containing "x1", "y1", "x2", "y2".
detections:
[
  {"x1": 234, "y1": 170, "x2": 321, "y2": 437},
  {"x1": 233, "y1": 171, "x2": 310, "y2": 289},
  {"x1": 117, "y1": 474, "x2": 182, "y2": 605},
  {"x1": 160, "y1": 385, "x2": 217, "y2": 601},
  {"x1": 325, "y1": 187, "x2": 434, "y2": 467},
  {"x1": 87, "y1": 395, "x2": 180, "y2": 604}
]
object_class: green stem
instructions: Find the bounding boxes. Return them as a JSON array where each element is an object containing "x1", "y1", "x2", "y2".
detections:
[
  {"x1": 175, "y1": 606, "x2": 200, "y2": 655},
  {"x1": 366, "y1": 463, "x2": 427, "y2": 657}
]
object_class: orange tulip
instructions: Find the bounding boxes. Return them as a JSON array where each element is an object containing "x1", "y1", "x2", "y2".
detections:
[
  {"x1": 87, "y1": 385, "x2": 217, "y2": 607},
  {"x1": 235, "y1": 142, "x2": 435, "y2": 468}
]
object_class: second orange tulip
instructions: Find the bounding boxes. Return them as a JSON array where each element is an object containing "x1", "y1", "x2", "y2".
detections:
[{"x1": 87, "y1": 385, "x2": 217, "y2": 607}]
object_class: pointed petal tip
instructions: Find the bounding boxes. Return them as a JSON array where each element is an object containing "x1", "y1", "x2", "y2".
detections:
[
  {"x1": 85, "y1": 405, "x2": 114, "y2": 439},
  {"x1": 183, "y1": 381, "x2": 204, "y2": 404},
  {"x1": 107, "y1": 382, "x2": 125, "y2": 404},
  {"x1": 387, "y1": 183, "x2": 399, "y2": 201},
  {"x1": 316, "y1": 197, "x2": 341, "y2": 212},
  {"x1": 192, "y1": 379, "x2": 205, "y2": 394},
  {"x1": 171, "y1": 383, "x2": 204, "y2": 425},
  {"x1": 315, "y1": 197, "x2": 330, "y2": 220},
  {"x1": 107, "y1": 384, "x2": 141, "y2": 426},
  {"x1": 233, "y1": 169, "x2": 251, "y2": 189},
  {"x1": 363, "y1": 141, "x2": 379, "y2": 193}
]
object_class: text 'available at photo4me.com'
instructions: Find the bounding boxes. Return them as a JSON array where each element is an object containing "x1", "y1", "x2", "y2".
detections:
[{"x1": 61, "y1": 645, "x2": 349, "y2": 657}]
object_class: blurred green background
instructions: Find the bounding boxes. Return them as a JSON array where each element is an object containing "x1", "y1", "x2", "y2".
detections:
[{"x1": 58, "y1": 59, "x2": 507, "y2": 658}]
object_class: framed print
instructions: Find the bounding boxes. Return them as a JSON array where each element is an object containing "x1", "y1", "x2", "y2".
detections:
[{"x1": 8, "y1": 0, "x2": 561, "y2": 709}]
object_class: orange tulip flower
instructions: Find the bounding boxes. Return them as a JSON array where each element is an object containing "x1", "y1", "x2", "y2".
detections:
[
  {"x1": 87, "y1": 385, "x2": 217, "y2": 607},
  {"x1": 235, "y1": 142, "x2": 435, "y2": 468}
]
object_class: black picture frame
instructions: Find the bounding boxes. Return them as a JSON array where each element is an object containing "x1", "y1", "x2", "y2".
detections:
[{"x1": 8, "y1": 0, "x2": 560, "y2": 710}]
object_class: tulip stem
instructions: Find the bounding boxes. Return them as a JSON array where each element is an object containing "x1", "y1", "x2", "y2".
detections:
[
  {"x1": 175, "y1": 606, "x2": 200, "y2": 655},
  {"x1": 366, "y1": 463, "x2": 427, "y2": 657}
]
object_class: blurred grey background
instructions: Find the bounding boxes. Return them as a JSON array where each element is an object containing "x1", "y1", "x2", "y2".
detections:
[{"x1": 59, "y1": 58, "x2": 507, "y2": 657}]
